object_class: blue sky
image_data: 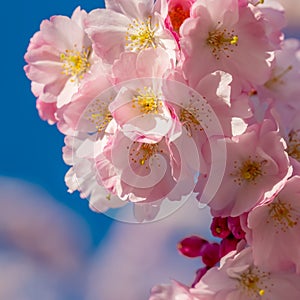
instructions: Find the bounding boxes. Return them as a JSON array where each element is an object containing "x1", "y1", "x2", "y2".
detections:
[{"x1": 0, "y1": 0, "x2": 111, "y2": 247}]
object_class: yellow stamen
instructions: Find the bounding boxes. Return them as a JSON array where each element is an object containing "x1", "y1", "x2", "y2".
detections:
[
  {"x1": 268, "y1": 199, "x2": 298, "y2": 232},
  {"x1": 179, "y1": 108, "x2": 202, "y2": 137},
  {"x1": 87, "y1": 99, "x2": 112, "y2": 133},
  {"x1": 125, "y1": 17, "x2": 158, "y2": 52},
  {"x1": 238, "y1": 267, "x2": 269, "y2": 298},
  {"x1": 207, "y1": 27, "x2": 238, "y2": 59},
  {"x1": 129, "y1": 142, "x2": 163, "y2": 168},
  {"x1": 132, "y1": 87, "x2": 162, "y2": 114},
  {"x1": 60, "y1": 46, "x2": 91, "y2": 81},
  {"x1": 231, "y1": 157, "x2": 267, "y2": 185}
]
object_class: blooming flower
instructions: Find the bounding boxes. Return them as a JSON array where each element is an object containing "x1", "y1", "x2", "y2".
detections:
[
  {"x1": 24, "y1": 7, "x2": 97, "y2": 113},
  {"x1": 109, "y1": 48, "x2": 180, "y2": 143},
  {"x1": 244, "y1": 175, "x2": 300, "y2": 273},
  {"x1": 63, "y1": 132, "x2": 126, "y2": 213},
  {"x1": 203, "y1": 119, "x2": 291, "y2": 217},
  {"x1": 85, "y1": 0, "x2": 177, "y2": 64},
  {"x1": 258, "y1": 39, "x2": 300, "y2": 125},
  {"x1": 95, "y1": 126, "x2": 200, "y2": 210},
  {"x1": 150, "y1": 281, "x2": 197, "y2": 300},
  {"x1": 180, "y1": 0, "x2": 281, "y2": 92},
  {"x1": 192, "y1": 247, "x2": 300, "y2": 300}
]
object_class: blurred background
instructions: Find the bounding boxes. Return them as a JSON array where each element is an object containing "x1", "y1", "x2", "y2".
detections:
[{"x1": 0, "y1": 0, "x2": 299, "y2": 299}]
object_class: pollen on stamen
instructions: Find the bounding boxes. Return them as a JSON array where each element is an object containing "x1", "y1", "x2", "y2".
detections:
[
  {"x1": 231, "y1": 156, "x2": 267, "y2": 185},
  {"x1": 132, "y1": 87, "x2": 162, "y2": 114},
  {"x1": 178, "y1": 96, "x2": 212, "y2": 136},
  {"x1": 206, "y1": 27, "x2": 239, "y2": 60},
  {"x1": 125, "y1": 17, "x2": 158, "y2": 52},
  {"x1": 267, "y1": 198, "x2": 299, "y2": 233},
  {"x1": 87, "y1": 99, "x2": 113, "y2": 133},
  {"x1": 60, "y1": 46, "x2": 91, "y2": 81},
  {"x1": 238, "y1": 267, "x2": 270, "y2": 298},
  {"x1": 179, "y1": 108, "x2": 203, "y2": 137},
  {"x1": 129, "y1": 142, "x2": 162, "y2": 169}
]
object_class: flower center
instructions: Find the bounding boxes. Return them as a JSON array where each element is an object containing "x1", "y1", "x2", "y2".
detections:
[
  {"x1": 168, "y1": 5, "x2": 190, "y2": 33},
  {"x1": 267, "y1": 198, "x2": 298, "y2": 233},
  {"x1": 126, "y1": 17, "x2": 158, "y2": 52},
  {"x1": 238, "y1": 267, "x2": 269, "y2": 298},
  {"x1": 88, "y1": 99, "x2": 113, "y2": 133},
  {"x1": 132, "y1": 87, "x2": 162, "y2": 114},
  {"x1": 130, "y1": 142, "x2": 162, "y2": 167},
  {"x1": 206, "y1": 27, "x2": 238, "y2": 60},
  {"x1": 286, "y1": 130, "x2": 300, "y2": 161},
  {"x1": 264, "y1": 65, "x2": 293, "y2": 90},
  {"x1": 231, "y1": 157, "x2": 267, "y2": 185},
  {"x1": 60, "y1": 46, "x2": 91, "y2": 81}
]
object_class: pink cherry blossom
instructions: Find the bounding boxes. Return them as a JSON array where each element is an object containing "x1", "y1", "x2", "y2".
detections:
[
  {"x1": 244, "y1": 175, "x2": 300, "y2": 273},
  {"x1": 109, "y1": 49, "x2": 180, "y2": 143},
  {"x1": 95, "y1": 126, "x2": 200, "y2": 209},
  {"x1": 167, "y1": 67, "x2": 251, "y2": 138},
  {"x1": 85, "y1": 0, "x2": 177, "y2": 64},
  {"x1": 112, "y1": 47, "x2": 173, "y2": 83},
  {"x1": 24, "y1": 7, "x2": 98, "y2": 110},
  {"x1": 202, "y1": 118, "x2": 291, "y2": 217},
  {"x1": 57, "y1": 61, "x2": 113, "y2": 135},
  {"x1": 180, "y1": 0, "x2": 281, "y2": 92},
  {"x1": 63, "y1": 131, "x2": 126, "y2": 213},
  {"x1": 262, "y1": 39, "x2": 300, "y2": 110},
  {"x1": 192, "y1": 247, "x2": 300, "y2": 300},
  {"x1": 36, "y1": 99, "x2": 58, "y2": 125},
  {"x1": 150, "y1": 281, "x2": 197, "y2": 300}
]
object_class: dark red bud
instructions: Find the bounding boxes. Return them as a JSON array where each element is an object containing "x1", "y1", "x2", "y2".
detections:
[
  {"x1": 201, "y1": 242, "x2": 220, "y2": 267},
  {"x1": 210, "y1": 217, "x2": 231, "y2": 238},
  {"x1": 227, "y1": 216, "x2": 245, "y2": 239},
  {"x1": 219, "y1": 234, "x2": 240, "y2": 258},
  {"x1": 177, "y1": 235, "x2": 208, "y2": 258}
]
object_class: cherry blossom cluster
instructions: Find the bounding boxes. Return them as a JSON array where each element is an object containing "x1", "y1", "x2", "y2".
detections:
[{"x1": 24, "y1": 0, "x2": 300, "y2": 298}]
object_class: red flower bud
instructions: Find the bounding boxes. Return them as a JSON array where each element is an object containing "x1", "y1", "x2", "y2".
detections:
[
  {"x1": 219, "y1": 234, "x2": 240, "y2": 258},
  {"x1": 201, "y1": 242, "x2": 220, "y2": 267},
  {"x1": 177, "y1": 235, "x2": 208, "y2": 258},
  {"x1": 210, "y1": 217, "x2": 231, "y2": 238},
  {"x1": 227, "y1": 216, "x2": 245, "y2": 239}
]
